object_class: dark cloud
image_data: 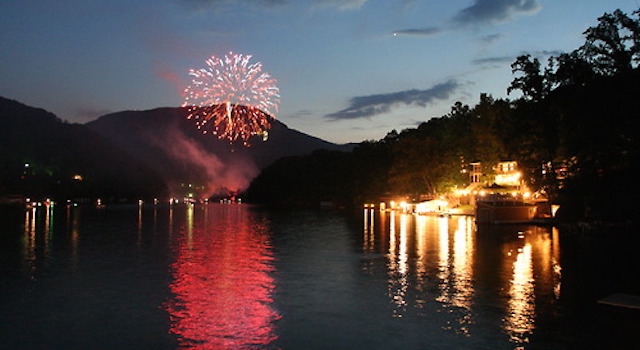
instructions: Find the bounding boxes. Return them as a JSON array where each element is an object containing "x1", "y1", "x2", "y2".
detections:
[
  {"x1": 325, "y1": 80, "x2": 460, "y2": 120},
  {"x1": 519, "y1": 50, "x2": 564, "y2": 60},
  {"x1": 286, "y1": 110, "x2": 314, "y2": 119},
  {"x1": 471, "y1": 56, "x2": 514, "y2": 65},
  {"x1": 182, "y1": 0, "x2": 287, "y2": 10},
  {"x1": 183, "y1": 0, "x2": 369, "y2": 11},
  {"x1": 453, "y1": 0, "x2": 541, "y2": 26},
  {"x1": 315, "y1": 0, "x2": 369, "y2": 10},
  {"x1": 480, "y1": 33, "x2": 503, "y2": 45},
  {"x1": 534, "y1": 49, "x2": 563, "y2": 57},
  {"x1": 391, "y1": 1, "x2": 540, "y2": 40},
  {"x1": 471, "y1": 50, "x2": 565, "y2": 66},
  {"x1": 392, "y1": 27, "x2": 441, "y2": 37}
]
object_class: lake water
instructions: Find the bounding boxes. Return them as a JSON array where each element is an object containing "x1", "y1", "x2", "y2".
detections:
[{"x1": 1, "y1": 203, "x2": 639, "y2": 349}]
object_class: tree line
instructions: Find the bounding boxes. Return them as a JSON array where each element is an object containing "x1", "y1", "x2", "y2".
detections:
[
  {"x1": 245, "y1": 8, "x2": 640, "y2": 223},
  {"x1": 0, "y1": 97, "x2": 166, "y2": 203}
]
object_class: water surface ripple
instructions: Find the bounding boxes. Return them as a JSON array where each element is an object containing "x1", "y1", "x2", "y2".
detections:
[{"x1": 1, "y1": 204, "x2": 639, "y2": 349}]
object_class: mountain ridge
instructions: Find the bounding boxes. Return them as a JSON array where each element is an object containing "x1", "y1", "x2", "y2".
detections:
[
  {"x1": 1, "y1": 97, "x2": 354, "y2": 200},
  {"x1": 0, "y1": 96, "x2": 166, "y2": 200},
  {"x1": 86, "y1": 106, "x2": 354, "y2": 197}
]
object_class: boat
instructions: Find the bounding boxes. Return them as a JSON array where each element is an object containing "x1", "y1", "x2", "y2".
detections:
[
  {"x1": 598, "y1": 293, "x2": 640, "y2": 310},
  {"x1": 475, "y1": 195, "x2": 537, "y2": 224}
]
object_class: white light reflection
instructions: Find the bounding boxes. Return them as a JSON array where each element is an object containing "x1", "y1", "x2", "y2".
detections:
[
  {"x1": 362, "y1": 208, "x2": 379, "y2": 275},
  {"x1": 388, "y1": 212, "x2": 396, "y2": 270},
  {"x1": 22, "y1": 202, "x2": 56, "y2": 277},
  {"x1": 69, "y1": 206, "x2": 80, "y2": 268},
  {"x1": 45, "y1": 202, "x2": 54, "y2": 257},
  {"x1": 398, "y1": 213, "x2": 409, "y2": 276},
  {"x1": 413, "y1": 214, "x2": 430, "y2": 314},
  {"x1": 415, "y1": 215, "x2": 428, "y2": 284},
  {"x1": 368, "y1": 208, "x2": 375, "y2": 251},
  {"x1": 552, "y1": 227, "x2": 562, "y2": 300},
  {"x1": 504, "y1": 243, "x2": 535, "y2": 346},
  {"x1": 168, "y1": 203, "x2": 174, "y2": 239},
  {"x1": 137, "y1": 202, "x2": 143, "y2": 246},
  {"x1": 378, "y1": 210, "x2": 387, "y2": 252},
  {"x1": 23, "y1": 207, "x2": 37, "y2": 277},
  {"x1": 437, "y1": 216, "x2": 475, "y2": 336},
  {"x1": 361, "y1": 209, "x2": 562, "y2": 344},
  {"x1": 363, "y1": 208, "x2": 375, "y2": 253},
  {"x1": 452, "y1": 217, "x2": 473, "y2": 305},
  {"x1": 186, "y1": 203, "x2": 194, "y2": 249},
  {"x1": 387, "y1": 212, "x2": 401, "y2": 316},
  {"x1": 451, "y1": 217, "x2": 474, "y2": 334},
  {"x1": 153, "y1": 204, "x2": 158, "y2": 231},
  {"x1": 386, "y1": 212, "x2": 412, "y2": 317},
  {"x1": 436, "y1": 216, "x2": 450, "y2": 304}
]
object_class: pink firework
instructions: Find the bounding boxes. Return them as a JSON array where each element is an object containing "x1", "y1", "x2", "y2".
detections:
[{"x1": 182, "y1": 52, "x2": 280, "y2": 145}]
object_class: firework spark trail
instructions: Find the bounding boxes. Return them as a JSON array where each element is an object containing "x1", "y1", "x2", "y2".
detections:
[{"x1": 182, "y1": 52, "x2": 280, "y2": 145}]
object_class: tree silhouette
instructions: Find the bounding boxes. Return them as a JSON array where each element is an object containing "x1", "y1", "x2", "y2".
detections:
[{"x1": 579, "y1": 9, "x2": 639, "y2": 76}]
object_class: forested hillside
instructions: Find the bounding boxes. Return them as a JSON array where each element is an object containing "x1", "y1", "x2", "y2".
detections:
[
  {"x1": 246, "y1": 8, "x2": 640, "y2": 222},
  {"x1": 0, "y1": 97, "x2": 166, "y2": 201}
]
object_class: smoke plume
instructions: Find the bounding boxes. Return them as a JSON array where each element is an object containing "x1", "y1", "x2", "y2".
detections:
[{"x1": 148, "y1": 126, "x2": 258, "y2": 198}]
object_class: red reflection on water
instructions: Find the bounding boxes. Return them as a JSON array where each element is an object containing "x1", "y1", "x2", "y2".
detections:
[{"x1": 167, "y1": 204, "x2": 279, "y2": 349}]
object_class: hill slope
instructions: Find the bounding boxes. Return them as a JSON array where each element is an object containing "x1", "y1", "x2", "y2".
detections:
[
  {"x1": 0, "y1": 97, "x2": 166, "y2": 200},
  {"x1": 86, "y1": 107, "x2": 354, "y2": 197}
]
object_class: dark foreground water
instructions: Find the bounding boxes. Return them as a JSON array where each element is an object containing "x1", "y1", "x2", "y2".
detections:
[{"x1": 1, "y1": 203, "x2": 639, "y2": 349}]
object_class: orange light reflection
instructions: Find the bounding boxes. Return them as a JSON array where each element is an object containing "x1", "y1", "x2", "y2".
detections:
[
  {"x1": 504, "y1": 243, "x2": 535, "y2": 346},
  {"x1": 362, "y1": 210, "x2": 561, "y2": 344}
]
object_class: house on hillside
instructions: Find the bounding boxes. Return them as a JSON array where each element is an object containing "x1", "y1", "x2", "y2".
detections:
[
  {"x1": 461, "y1": 160, "x2": 553, "y2": 223},
  {"x1": 493, "y1": 160, "x2": 521, "y2": 187},
  {"x1": 463, "y1": 160, "x2": 524, "y2": 191}
]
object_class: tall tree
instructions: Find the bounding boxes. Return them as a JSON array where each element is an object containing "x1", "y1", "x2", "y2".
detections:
[
  {"x1": 469, "y1": 94, "x2": 510, "y2": 167},
  {"x1": 507, "y1": 55, "x2": 550, "y2": 102},
  {"x1": 548, "y1": 51, "x2": 595, "y2": 87},
  {"x1": 578, "y1": 8, "x2": 639, "y2": 76},
  {"x1": 388, "y1": 136, "x2": 455, "y2": 197}
]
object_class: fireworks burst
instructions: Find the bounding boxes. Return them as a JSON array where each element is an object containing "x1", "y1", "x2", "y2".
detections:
[{"x1": 182, "y1": 52, "x2": 280, "y2": 145}]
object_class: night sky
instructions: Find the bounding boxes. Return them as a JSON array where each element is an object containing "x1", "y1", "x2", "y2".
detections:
[{"x1": 1, "y1": 0, "x2": 637, "y2": 143}]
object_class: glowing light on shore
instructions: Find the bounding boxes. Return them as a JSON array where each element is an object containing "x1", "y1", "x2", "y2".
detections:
[
  {"x1": 414, "y1": 199, "x2": 448, "y2": 214},
  {"x1": 182, "y1": 52, "x2": 280, "y2": 146}
]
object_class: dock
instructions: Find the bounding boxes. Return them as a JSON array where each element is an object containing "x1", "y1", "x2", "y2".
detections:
[{"x1": 598, "y1": 293, "x2": 640, "y2": 310}]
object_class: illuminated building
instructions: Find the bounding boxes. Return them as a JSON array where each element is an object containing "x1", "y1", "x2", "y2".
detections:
[{"x1": 493, "y1": 161, "x2": 522, "y2": 187}]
